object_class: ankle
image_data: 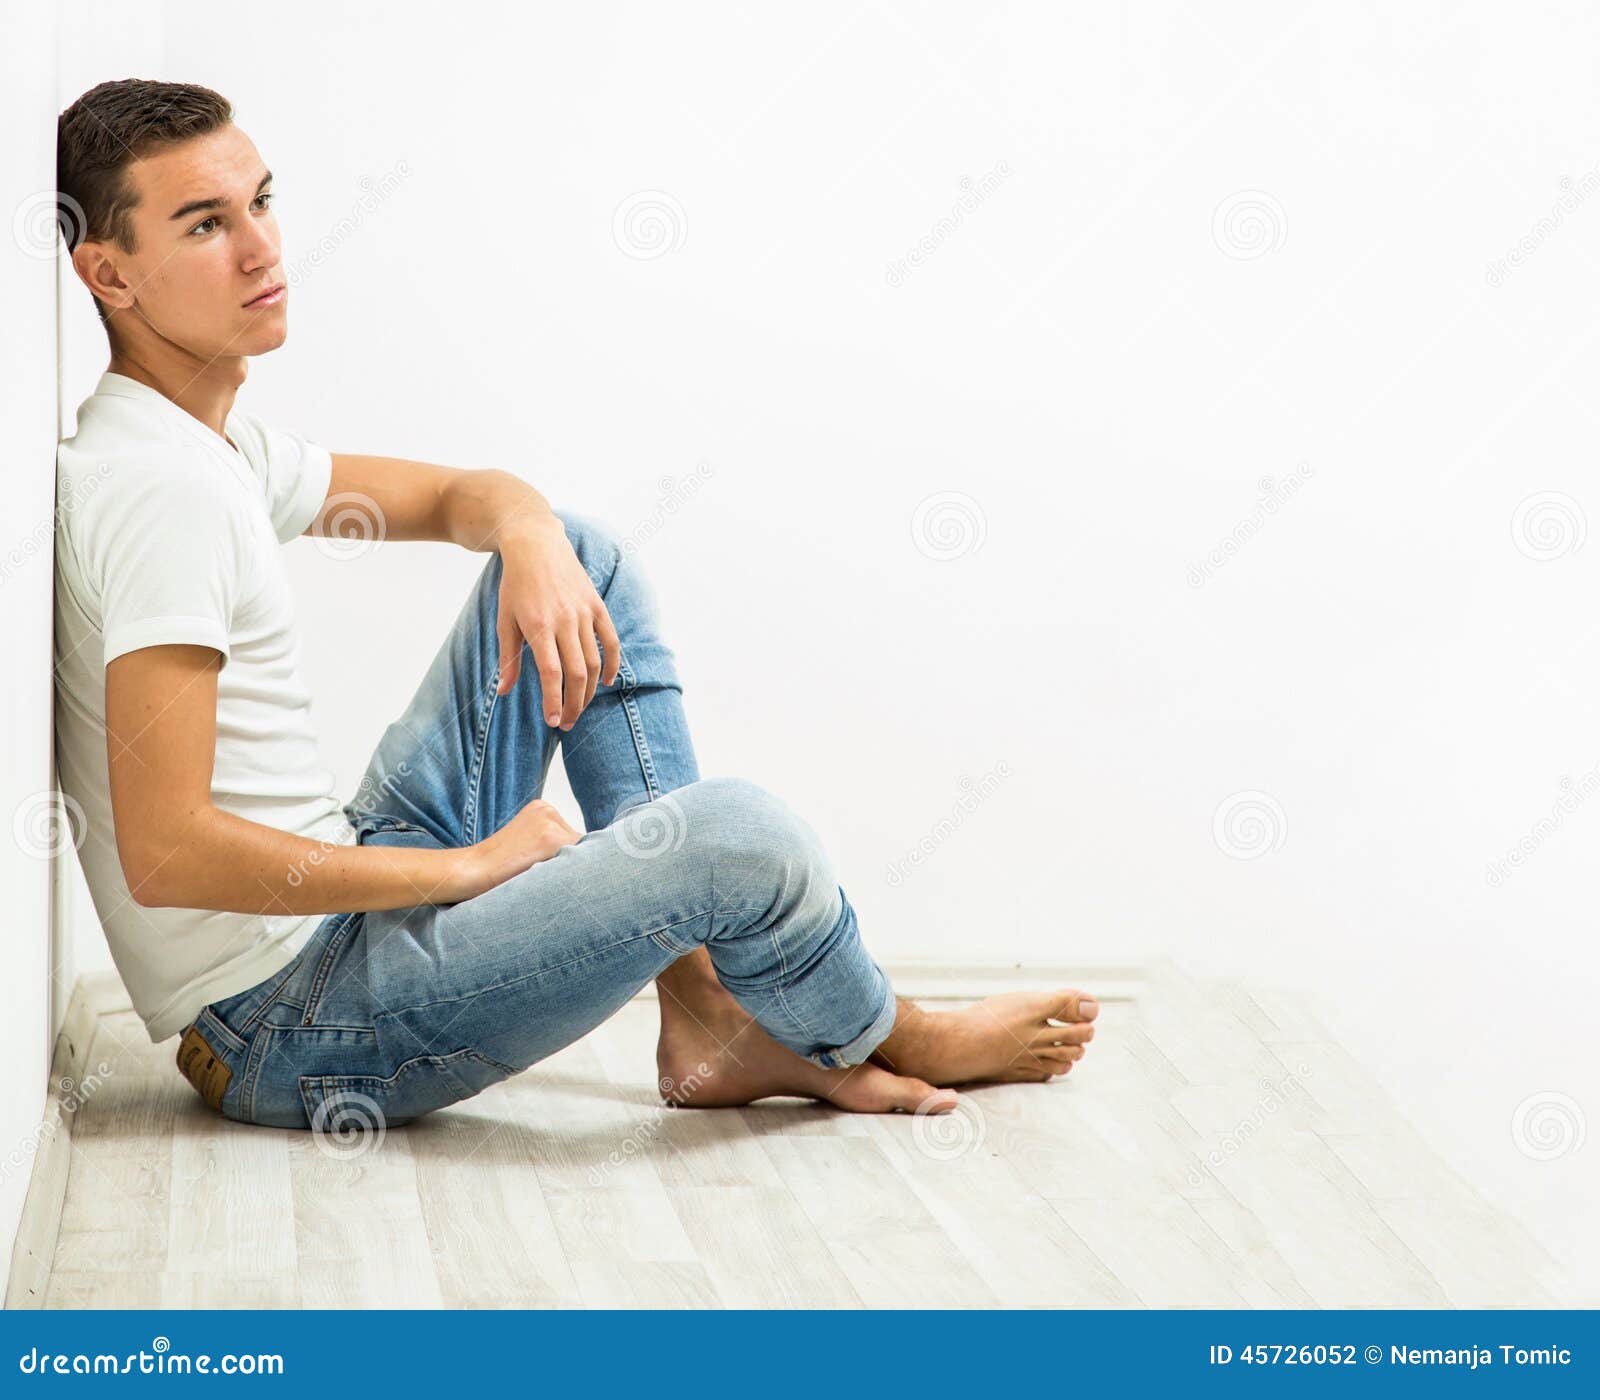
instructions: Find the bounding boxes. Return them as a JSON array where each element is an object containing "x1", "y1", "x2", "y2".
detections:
[
  {"x1": 656, "y1": 947, "x2": 721, "y2": 999},
  {"x1": 871, "y1": 996, "x2": 931, "y2": 1068}
]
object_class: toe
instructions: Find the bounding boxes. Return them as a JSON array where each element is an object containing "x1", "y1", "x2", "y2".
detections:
[
  {"x1": 1033, "y1": 1021, "x2": 1094, "y2": 1047},
  {"x1": 1051, "y1": 990, "x2": 1099, "y2": 1023},
  {"x1": 1033, "y1": 1044, "x2": 1085, "y2": 1065},
  {"x1": 904, "y1": 1082, "x2": 959, "y2": 1114},
  {"x1": 1008, "y1": 1047, "x2": 1077, "y2": 1078}
]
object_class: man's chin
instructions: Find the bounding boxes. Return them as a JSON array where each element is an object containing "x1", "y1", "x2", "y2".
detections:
[{"x1": 236, "y1": 319, "x2": 290, "y2": 356}]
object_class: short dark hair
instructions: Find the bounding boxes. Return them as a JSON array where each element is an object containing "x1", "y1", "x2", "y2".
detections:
[{"x1": 57, "y1": 79, "x2": 234, "y2": 323}]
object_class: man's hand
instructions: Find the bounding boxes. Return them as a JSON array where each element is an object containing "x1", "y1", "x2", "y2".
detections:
[
  {"x1": 459, "y1": 797, "x2": 583, "y2": 897},
  {"x1": 318, "y1": 456, "x2": 623, "y2": 728},
  {"x1": 494, "y1": 514, "x2": 622, "y2": 728}
]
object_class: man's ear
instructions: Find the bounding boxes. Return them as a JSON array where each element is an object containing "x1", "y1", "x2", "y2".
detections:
[{"x1": 73, "y1": 238, "x2": 133, "y2": 316}]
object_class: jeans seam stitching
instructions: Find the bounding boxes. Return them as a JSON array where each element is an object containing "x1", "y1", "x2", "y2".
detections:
[
  {"x1": 302, "y1": 912, "x2": 359, "y2": 1026},
  {"x1": 240, "y1": 1023, "x2": 274, "y2": 1121},
  {"x1": 464, "y1": 673, "x2": 501, "y2": 845},
  {"x1": 618, "y1": 683, "x2": 660, "y2": 799}
]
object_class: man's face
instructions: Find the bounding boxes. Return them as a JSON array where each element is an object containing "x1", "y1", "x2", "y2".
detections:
[{"x1": 89, "y1": 123, "x2": 288, "y2": 360}]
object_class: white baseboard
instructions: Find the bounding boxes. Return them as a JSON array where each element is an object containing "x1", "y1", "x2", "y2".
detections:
[{"x1": 5, "y1": 973, "x2": 105, "y2": 1310}]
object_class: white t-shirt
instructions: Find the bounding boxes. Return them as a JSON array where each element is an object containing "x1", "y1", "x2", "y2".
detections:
[{"x1": 54, "y1": 370, "x2": 358, "y2": 1043}]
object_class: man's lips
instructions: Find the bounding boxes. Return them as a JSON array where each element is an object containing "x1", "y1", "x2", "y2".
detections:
[{"x1": 243, "y1": 283, "x2": 286, "y2": 309}]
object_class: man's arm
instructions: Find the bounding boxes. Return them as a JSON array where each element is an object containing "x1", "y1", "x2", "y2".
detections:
[
  {"x1": 318, "y1": 454, "x2": 620, "y2": 729},
  {"x1": 105, "y1": 642, "x2": 577, "y2": 914}
]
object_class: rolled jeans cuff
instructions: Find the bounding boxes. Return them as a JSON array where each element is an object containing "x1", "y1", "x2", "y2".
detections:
[{"x1": 806, "y1": 965, "x2": 898, "y2": 1069}]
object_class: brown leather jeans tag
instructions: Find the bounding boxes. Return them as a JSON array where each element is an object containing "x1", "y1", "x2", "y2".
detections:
[{"x1": 176, "y1": 1023, "x2": 233, "y2": 1112}]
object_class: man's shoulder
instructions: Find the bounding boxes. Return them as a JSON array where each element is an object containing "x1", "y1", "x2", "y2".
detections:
[
  {"x1": 57, "y1": 408, "x2": 248, "y2": 558},
  {"x1": 59, "y1": 392, "x2": 231, "y2": 492}
]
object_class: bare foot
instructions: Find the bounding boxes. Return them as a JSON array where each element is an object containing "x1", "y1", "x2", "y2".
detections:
[
  {"x1": 654, "y1": 951, "x2": 958, "y2": 1115},
  {"x1": 869, "y1": 989, "x2": 1099, "y2": 1086}
]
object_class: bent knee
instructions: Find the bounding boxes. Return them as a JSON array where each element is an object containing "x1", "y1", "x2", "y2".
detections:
[
  {"x1": 553, "y1": 510, "x2": 625, "y2": 590},
  {"x1": 677, "y1": 778, "x2": 838, "y2": 916}
]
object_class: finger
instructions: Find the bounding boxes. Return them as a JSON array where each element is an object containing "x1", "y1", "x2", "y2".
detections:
[
  {"x1": 594, "y1": 600, "x2": 623, "y2": 687},
  {"x1": 554, "y1": 617, "x2": 588, "y2": 729},
  {"x1": 495, "y1": 613, "x2": 522, "y2": 695},
  {"x1": 579, "y1": 616, "x2": 602, "y2": 712},
  {"x1": 530, "y1": 631, "x2": 564, "y2": 727}
]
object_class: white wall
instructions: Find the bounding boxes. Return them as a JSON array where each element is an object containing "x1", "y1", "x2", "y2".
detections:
[
  {"x1": 1, "y1": 0, "x2": 61, "y2": 1288},
  {"x1": 51, "y1": 1, "x2": 1597, "y2": 1298}
]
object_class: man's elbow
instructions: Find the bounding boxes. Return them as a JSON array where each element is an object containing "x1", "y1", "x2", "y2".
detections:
[
  {"x1": 124, "y1": 857, "x2": 186, "y2": 908},
  {"x1": 117, "y1": 820, "x2": 209, "y2": 908}
]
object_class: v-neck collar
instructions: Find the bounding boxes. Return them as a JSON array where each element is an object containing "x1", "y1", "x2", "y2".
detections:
[{"x1": 93, "y1": 370, "x2": 255, "y2": 491}]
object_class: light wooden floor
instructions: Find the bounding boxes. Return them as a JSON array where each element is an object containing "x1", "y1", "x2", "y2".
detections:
[{"x1": 34, "y1": 966, "x2": 1567, "y2": 1308}]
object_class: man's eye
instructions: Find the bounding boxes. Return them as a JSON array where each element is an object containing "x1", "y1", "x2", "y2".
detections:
[{"x1": 189, "y1": 194, "x2": 271, "y2": 236}]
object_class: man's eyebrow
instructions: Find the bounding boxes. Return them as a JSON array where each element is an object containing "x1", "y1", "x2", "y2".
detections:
[{"x1": 168, "y1": 170, "x2": 273, "y2": 223}]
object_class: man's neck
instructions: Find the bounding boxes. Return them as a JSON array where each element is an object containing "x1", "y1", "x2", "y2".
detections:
[{"x1": 106, "y1": 344, "x2": 248, "y2": 445}]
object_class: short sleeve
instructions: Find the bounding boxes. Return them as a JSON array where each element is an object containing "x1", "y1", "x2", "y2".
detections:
[
  {"x1": 94, "y1": 470, "x2": 247, "y2": 670},
  {"x1": 229, "y1": 409, "x2": 333, "y2": 543}
]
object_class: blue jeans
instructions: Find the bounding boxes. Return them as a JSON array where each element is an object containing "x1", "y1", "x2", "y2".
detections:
[{"x1": 181, "y1": 512, "x2": 898, "y2": 1130}]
